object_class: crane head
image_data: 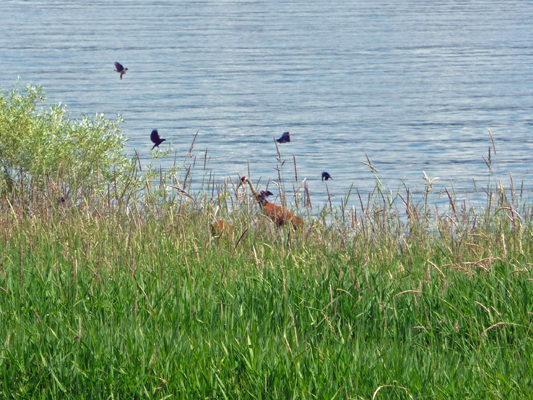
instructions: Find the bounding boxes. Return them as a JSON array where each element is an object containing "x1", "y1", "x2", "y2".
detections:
[{"x1": 237, "y1": 176, "x2": 249, "y2": 189}]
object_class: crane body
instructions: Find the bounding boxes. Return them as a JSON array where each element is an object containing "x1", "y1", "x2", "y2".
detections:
[
  {"x1": 238, "y1": 177, "x2": 304, "y2": 230},
  {"x1": 211, "y1": 219, "x2": 234, "y2": 239}
]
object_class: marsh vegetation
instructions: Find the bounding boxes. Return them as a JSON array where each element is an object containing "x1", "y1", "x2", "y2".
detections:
[{"x1": 1, "y1": 85, "x2": 533, "y2": 399}]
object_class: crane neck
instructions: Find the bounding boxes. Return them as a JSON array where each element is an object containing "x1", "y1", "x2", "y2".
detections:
[
  {"x1": 245, "y1": 179, "x2": 260, "y2": 198},
  {"x1": 245, "y1": 179, "x2": 269, "y2": 206}
]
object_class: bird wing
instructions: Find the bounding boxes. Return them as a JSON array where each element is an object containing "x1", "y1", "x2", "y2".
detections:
[
  {"x1": 114, "y1": 62, "x2": 124, "y2": 72},
  {"x1": 150, "y1": 129, "x2": 160, "y2": 143}
]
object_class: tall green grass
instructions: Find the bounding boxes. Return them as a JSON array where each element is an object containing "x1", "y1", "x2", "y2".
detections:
[
  {"x1": 1, "y1": 83, "x2": 533, "y2": 398},
  {"x1": 2, "y1": 168, "x2": 533, "y2": 399}
]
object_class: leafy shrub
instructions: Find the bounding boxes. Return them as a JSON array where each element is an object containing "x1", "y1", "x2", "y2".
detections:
[{"x1": 0, "y1": 83, "x2": 133, "y2": 197}]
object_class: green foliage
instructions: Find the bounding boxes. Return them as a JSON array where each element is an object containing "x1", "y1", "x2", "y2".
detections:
[
  {"x1": 1, "y1": 82, "x2": 532, "y2": 398},
  {"x1": 1, "y1": 174, "x2": 533, "y2": 398},
  {"x1": 0, "y1": 83, "x2": 132, "y2": 193}
]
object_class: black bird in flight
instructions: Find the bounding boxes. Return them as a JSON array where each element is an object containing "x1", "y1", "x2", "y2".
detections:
[
  {"x1": 276, "y1": 131, "x2": 290, "y2": 143},
  {"x1": 114, "y1": 62, "x2": 128, "y2": 80},
  {"x1": 150, "y1": 129, "x2": 166, "y2": 150},
  {"x1": 322, "y1": 172, "x2": 332, "y2": 181}
]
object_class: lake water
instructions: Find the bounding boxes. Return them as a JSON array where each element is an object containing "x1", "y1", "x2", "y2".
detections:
[{"x1": 2, "y1": 0, "x2": 533, "y2": 211}]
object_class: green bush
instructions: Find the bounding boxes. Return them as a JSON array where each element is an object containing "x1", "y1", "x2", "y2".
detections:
[{"x1": 0, "y1": 83, "x2": 132, "y2": 196}]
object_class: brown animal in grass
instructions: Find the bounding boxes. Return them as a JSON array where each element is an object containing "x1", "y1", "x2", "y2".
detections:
[
  {"x1": 211, "y1": 219, "x2": 234, "y2": 239},
  {"x1": 238, "y1": 176, "x2": 304, "y2": 230}
]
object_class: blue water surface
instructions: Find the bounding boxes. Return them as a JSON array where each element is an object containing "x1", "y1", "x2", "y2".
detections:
[{"x1": 1, "y1": 0, "x2": 532, "y2": 210}]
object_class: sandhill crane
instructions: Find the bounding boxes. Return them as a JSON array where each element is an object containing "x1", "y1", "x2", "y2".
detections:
[
  {"x1": 210, "y1": 219, "x2": 234, "y2": 239},
  {"x1": 209, "y1": 205, "x2": 234, "y2": 240},
  {"x1": 238, "y1": 176, "x2": 304, "y2": 230}
]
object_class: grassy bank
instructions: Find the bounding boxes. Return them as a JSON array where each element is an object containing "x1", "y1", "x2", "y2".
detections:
[
  {"x1": 1, "y1": 84, "x2": 533, "y2": 398},
  {"x1": 2, "y1": 177, "x2": 533, "y2": 399}
]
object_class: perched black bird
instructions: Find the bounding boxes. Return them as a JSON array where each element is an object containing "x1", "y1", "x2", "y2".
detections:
[
  {"x1": 259, "y1": 190, "x2": 274, "y2": 203},
  {"x1": 276, "y1": 131, "x2": 290, "y2": 143},
  {"x1": 322, "y1": 172, "x2": 332, "y2": 181},
  {"x1": 114, "y1": 62, "x2": 128, "y2": 80},
  {"x1": 258, "y1": 190, "x2": 274, "y2": 206},
  {"x1": 150, "y1": 129, "x2": 166, "y2": 150}
]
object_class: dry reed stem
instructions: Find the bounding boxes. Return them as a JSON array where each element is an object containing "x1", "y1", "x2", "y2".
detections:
[
  {"x1": 393, "y1": 289, "x2": 422, "y2": 316},
  {"x1": 361, "y1": 153, "x2": 379, "y2": 173},
  {"x1": 155, "y1": 377, "x2": 167, "y2": 391},
  {"x1": 508, "y1": 268, "x2": 528, "y2": 276},
  {"x1": 293, "y1": 154, "x2": 298, "y2": 182},
  {"x1": 427, "y1": 260, "x2": 446, "y2": 280},
  {"x1": 19, "y1": 244, "x2": 23, "y2": 287},
  {"x1": 32, "y1": 307, "x2": 43, "y2": 326},
  {"x1": 326, "y1": 184, "x2": 333, "y2": 213},
  {"x1": 234, "y1": 229, "x2": 248, "y2": 251},
  {"x1": 288, "y1": 306, "x2": 299, "y2": 347},
  {"x1": 482, "y1": 155, "x2": 492, "y2": 172},
  {"x1": 481, "y1": 322, "x2": 508, "y2": 337},
  {"x1": 372, "y1": 385, "x2": 412, "y2": 400},
  {"x1": 137, "y1": 284, "x2": 153, "y2": 316},
  {"x1": 475, "y1": 301, "x2": 491, "y2": 317},
  {"x1": 488, "y1": 129, "x2": 497, "y2": 155},
  {"x1": 283, "y1": 334, "x2": 294, "y2": 357}
]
